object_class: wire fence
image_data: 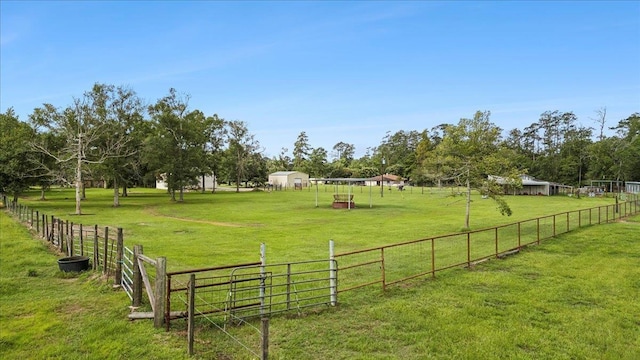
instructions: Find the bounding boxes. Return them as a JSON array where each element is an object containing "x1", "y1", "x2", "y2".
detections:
[
  {"x1": 3, "y1": 192, "x2": 639, "y2": 359},
  {"x1": 335, "y1": 194, "x2": 640, "y2": 292},
  {"x1": 2, "y1": 195, "x2": 123, "y2": 281}
]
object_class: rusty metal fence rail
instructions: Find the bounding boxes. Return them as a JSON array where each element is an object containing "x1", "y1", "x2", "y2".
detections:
[
  {"x1": 166, "y1": 257, "x2": 336, "y2": 327},
  {"x1": 167, "y1": 244, "x2": 337, "y2": 359},
  {"x1": 335, "y1": 196, "x2": 640, "y2": 292}
]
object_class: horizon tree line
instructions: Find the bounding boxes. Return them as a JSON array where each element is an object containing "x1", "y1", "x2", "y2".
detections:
[{"x1": 1, "y1": 83, "x2": 639, "y2": 218}]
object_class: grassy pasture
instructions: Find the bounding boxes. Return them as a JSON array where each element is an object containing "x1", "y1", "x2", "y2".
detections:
[
  {"x1": 178, "y1": 214, "x2": 640, "y2": 359},
  {"x1": 16, "y1": 186, "x2": 618, "y2": 271},
  {"x1": 2, "y1": 202, "x2": 638, "y2": 359},
  {"x1": 0, "y1": 211, "x2": 190, "y2": 360}
]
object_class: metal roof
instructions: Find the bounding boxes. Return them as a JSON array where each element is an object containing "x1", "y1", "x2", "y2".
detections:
[{"x1": 269, "y1": 171, "x2": 307, "y2": 176}]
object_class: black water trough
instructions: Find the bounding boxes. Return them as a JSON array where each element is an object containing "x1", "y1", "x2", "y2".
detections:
[{"x1": 57, "y1": 256, "x2": 90, "y2": 272}]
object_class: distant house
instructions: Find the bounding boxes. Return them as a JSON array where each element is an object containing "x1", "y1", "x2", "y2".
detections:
[
  {"x1": 491, "y1": 174, "x2": 572, "y2": 196},
  {"x1": 626, "y1": 181, "x2": 640, "y2": 194},
  {"x1": 365, "y1": 174, "x2": 404, "y2": 187},
  {"x1": 268, "y1": 171, "x2": 309, "y2": 189},
  {"x1": 156, "y1": 173, "x2": 218, "y2": 191}
]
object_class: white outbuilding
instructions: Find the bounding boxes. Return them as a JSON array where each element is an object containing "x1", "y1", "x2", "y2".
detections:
[
  {"x1": 626, "y1": 181, "x2": 640, "y2": 194},
  {"x1": 268, "y1": 171, "x2": 310, "y2": 189},
  {"x1": 156, "y1": 173, "x2": 218, "y2": 191}
]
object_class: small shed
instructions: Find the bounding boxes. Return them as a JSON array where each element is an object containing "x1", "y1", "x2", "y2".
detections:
[
  {"x1": 268, "y1": 171, "x2": 309, "y2": 189},
  {"x1": 626, "y1": 181, "x2": 640, "y2": 194}
]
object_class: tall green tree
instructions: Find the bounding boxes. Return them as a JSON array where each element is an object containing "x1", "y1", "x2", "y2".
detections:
[
  {"x1": 308, "y1": 147, "x2": 328, "y2": 178},
  {"x1": 0, "y1": 109, "x2": 36, "y2": 201},
  {"x1": 293, "y1": 131, "x2": 311, "y2": 171},
  {"x1": 410, "y1": 130, "x2": 433, "y2": 186},
  {"x1": 332, "y1": 141, "x2": 355, "y2": 167},
  {"x1": 377, "y1": 130, "x2": 421, "y2": 180},
  {"x1": 88, "y1": 84, "x2": 146, "y2": 207},
  {"x1": 610, "y1": 113, "x2": 640, "y2": 181},
  {"x1": 225, "y1": 120, "x2": 262, "y2": 192},
  {"x1": 422, "y1": 111, "x2": 521, "y2": 229},
  {"x1": 271, "y1": 147, "x2": 292, "y2": 172},
  {"x1": 201, "y1": 114, "x2": 226, "y2": 193},
  {"x1": 559, "y1": 125, "x2": 593, "y2": 187},
  {"x1": 146, "y1": 89, "x2": 212, "y2": 201}
]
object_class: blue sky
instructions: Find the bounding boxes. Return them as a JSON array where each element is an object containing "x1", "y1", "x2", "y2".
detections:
[{"x1": 2, "y1": 1, "x2": 639, "y2": 158}]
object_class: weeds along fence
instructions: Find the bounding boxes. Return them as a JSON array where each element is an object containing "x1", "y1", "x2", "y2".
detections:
[
  {"x1": 335, "y1": 194, "x2": 640, "y2": 293},
  {"x1": 2, "y1": 195, "x2": 123, "y2": 281}
]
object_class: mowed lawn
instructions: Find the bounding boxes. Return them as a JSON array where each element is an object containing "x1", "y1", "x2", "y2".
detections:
[
  {"x1": 16, "y1": 186, "x2": 620, "y2": 271},
  {"x1": 1, "y1": 198, "x2": 638, "y2": 359}
]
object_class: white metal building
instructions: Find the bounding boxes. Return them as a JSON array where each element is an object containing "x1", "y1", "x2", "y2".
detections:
[
  {"x1": 492, "y1": 174, "x2": 572, "y2": 196},
  {"x1": 268, "y1": 171, "x2": 309, "y2": 189},
  {"x1": 626, "y1": 181, "x2": 640, "y2": 194},
  {"x1": 156, "y1": 173, "x2": 218, "y2": 191}
]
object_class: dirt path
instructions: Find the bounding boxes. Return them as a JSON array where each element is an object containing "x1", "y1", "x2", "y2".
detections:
[{"x1": 143, "y1": 206, "x2": 259, "y2": 227}]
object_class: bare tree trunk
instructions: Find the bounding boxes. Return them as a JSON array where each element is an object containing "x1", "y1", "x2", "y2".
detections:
[
  {"x1": 122, "y1": 185, "x2": 128, "y2": 197},
  {"x1": 40, "y1": 186, "x2": 46, "y2": 200},
  {"x1": 202, "y1": 174, "x2": 206, "y2": 193},
  {"x1": 75, "y1": 135, "x2": 83, "y2": 215},
  {"x1": 179, "y1": 186, "x2": 184, "y2": 202},
  {"x1": 113, "y1": 177, "x2": 120, "y2": 207}
]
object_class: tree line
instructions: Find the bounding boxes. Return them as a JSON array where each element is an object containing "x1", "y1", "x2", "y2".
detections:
[{"x1": 1, "y1": 83, "x2": 639, "y2": 219}]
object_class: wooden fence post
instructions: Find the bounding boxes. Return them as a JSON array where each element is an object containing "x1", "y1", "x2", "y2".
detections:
[
  {"x1": 431, "y1": 238, "x2": 435, "y2": 279},
  {"x1": 50, "y1": 215, "x2": 55, "y2": 244},
  {"x1": 187, "y1": 273, "x2": 195, "y2": 355},
  {"x1": 115, "y1": 228, "x2": 124, "y2": 286},
  {"x1": 69, "y1": 222, "x2": 74, "y2": 256},
  {"x1": 154, "y1": 257, "x2": 167, "y2": 328},
  {"x1": 261, "y1": 317, "x2": 269, "y2": 360},
  {"x1": 58, "y1": 219, "x2": 64, "y2": 252},
  {"x1": 93, "y1": 225, "x2": 99, "y2": 270},
  {"x1": 103, "y1": 227, "x2": 109, "y2": 274},
  {"x1": 380, "y1": 247, "x2": 386, "y2": 291},
  {"x1": 466, "y1": 233, "x2": 471, "y2": 267},
  {"x1": 132, "y1": 245, "x2": 143, "y2": 307},
  {"x1": 79, "y1": 224, "x2": 84, "y2": 256}
]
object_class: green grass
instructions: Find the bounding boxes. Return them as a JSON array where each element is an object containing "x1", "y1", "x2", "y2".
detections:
[
  {"x1": 15, "y1": 186, "x2": 619, "y2": 271},
  {"x1": 0, "y1": 211, "x2": 190, "y2": 360},
  {"x1": 194, "y1": 214, "x2": 640, "y2": 359},
  {"x1": 4, "y1": 188, "x2": 639, "y2": 359}
]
